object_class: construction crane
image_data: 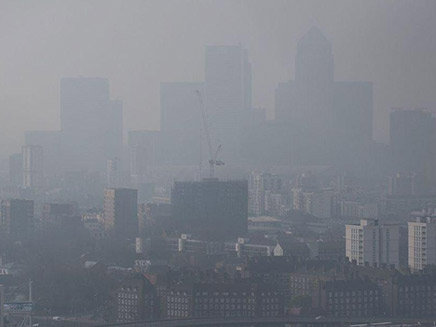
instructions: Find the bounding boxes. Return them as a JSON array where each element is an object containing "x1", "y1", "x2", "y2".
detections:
[{"x1": 195, "y1": 90, "x2": 224, "y2": 179}]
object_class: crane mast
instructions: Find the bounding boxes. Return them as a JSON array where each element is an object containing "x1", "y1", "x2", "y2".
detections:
[{"x1": 195, "y1": 90, "x2": 224, "y2": 179}]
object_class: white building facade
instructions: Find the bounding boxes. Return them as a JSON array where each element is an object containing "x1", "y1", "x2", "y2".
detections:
[
  {"x1": 408, "y1": 216, "x2": 436, "y2": 271},
  {"x1": 346, "y1": 219, "x2": 400, "y2": 268}
]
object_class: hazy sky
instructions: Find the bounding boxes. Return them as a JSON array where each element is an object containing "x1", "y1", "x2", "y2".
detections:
[{"x1": 1, "y1": 0, "x2": 436, "y2": 154}]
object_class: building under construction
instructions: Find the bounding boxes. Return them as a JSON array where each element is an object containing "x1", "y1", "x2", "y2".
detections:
[{"x1": 171, "y1": 178, "x2": 248, "y2": 241}]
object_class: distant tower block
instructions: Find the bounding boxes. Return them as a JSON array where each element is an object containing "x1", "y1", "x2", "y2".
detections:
[{"x1": 22, "y1": 145, "x2": 43, "y2": 190}]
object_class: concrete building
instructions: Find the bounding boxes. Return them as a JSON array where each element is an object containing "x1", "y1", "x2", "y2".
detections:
[
  {"x1": 225, "y1": 237, "x2": 275, "y2": 258},
  {"x1": 165, "y1": 234, "x2": 224, "y2": 256},
  {"x1": 387, "y1": 272, "x2": 436, "y2": 318},
  {"x1": 128, "y1": 130, "x2": 159, "y2": 201},
  {"x1": 104, "y1": 188, "x2": 138, "y2": 239},
  {"x1": 60, "y1": 77, "x2": 122, "y2": 172},
  {"x1": 274, "y1": 27, "x2": 373, "y2": 167},
  {"x1": 338, "y1": 200, "x2": 379, "y2": 219},
  {"x1": 24, "y1": 130, "x2": 61, "y2": 178},
  {"x1": 346, "y1": 219, "x2": 400, "y2": 268},
  {"x1": 160, "y1": 82, "x2": 203, "y2": 165},
  {"x1": 107, "y1": 157, "x2": 128, "y2": 188},
  {"x1": 205, "y1": 45, "x2": 252, "y2": 160},
  {"x1": 313, "y1": 279, "x2": 382, "y2": 318},
  {"x1": 408, "y1": 216, "x2": 436, "y2": 271},
  {"x1": 165, "y1": 281, "x2": 282, "y2": 319},
  {"x1": 82, "y1": 214, "x2": 107, "y2": 241},
  {"x1": 304, "y1": 189, "x2": 333, "y2": 219},
  {"x1": 22, "y1": 145, "x2": 43, "y2": 189},
  {"x1": 116, "y1": 274, "x2": 158, "y2": 322},
  {"x1": 8, "y1": 153, "x2": 23, "y2": 188},
  {"x1": 248, "y1": 172, "x2": 282, "y2": 216},
  {"x1": 388, "y1": 172, "x2": 426, "y2": 196},
  {"x1": 0, "y1": 284, "x2": 3, "y2": 327},
  {"x1": 0, "y1": 199, "x2": 34, "y2": 237},
  {"x1": 171, "y1": 179, "x2": 248, "y2": 240},
  {"x1": 42, "y1": 203, "x2": 75, "y2": 222},
  {"x1": 292, "y1": 188, "x2": 333, "y2": 218},
  {"x1": 390, "y1": 109, "x2": 435, "y2": 176}
]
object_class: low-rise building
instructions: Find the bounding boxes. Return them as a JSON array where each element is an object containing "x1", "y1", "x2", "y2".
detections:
[
  {"x1": 116, "y1": 274, "x2": 159, "y2": 322},
  {"x1": 165, "y1": 281, "x2": 283, "y2": 319},
  {"x1": 313, "y1": 279, "x2": 382, "y2": 317}
]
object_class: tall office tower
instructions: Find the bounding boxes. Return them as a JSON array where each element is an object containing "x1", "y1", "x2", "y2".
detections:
[
  {"x1": 24, "y1": 130, "x2": 61, "y2": 178},
  {"x1": 128, "y1": 130, "x2": 159, "y2": 185},
  {"x1": 408, "y1": 216, "x2": 436, "y2": 271},
  {"x1": 22, "y1": 145, "x2": 43, "y2": 189},
  {"x1": 274, "y1": 27, "x2": 373, "y2": 166},
  {"x1": 60, "y1": 77, "x2": 123, "y2": 173},
  {"x1": 205, "y1": 45, "x2": 252, "y2": 160},
  {"x1": 0, "y1": 199, "x2": 34, "y2": 236},
  {"x1": 107, "y1": 157, "x2": 122, "y2": 188},
  {"x1": 9, "y1": 153, "x2": 23, "y2": 187},
  {"x1": 248, "y1": 172, "x2": 282, "y2": 216},
  {"x1": 346, "y1": 219, "x2": 400, "y2": 268},
  {"x1": 171, "y1": 179, "x2": 248, "y2": 240},
  {"x1": 105, "y1": 99, "x2": 123, "y2": 160},
  {"x1": 294, "y1": 26, "x2": 334, "y2": 135},
  {"x1": 160, "y1": 82, "x2": 204, "y2": 165},
  {"x1": 104, "y1": 188, "x2": 138, "y2": 239},
  {"x1": 390, "y1": 109, "x2": 435, "y2": 176}
]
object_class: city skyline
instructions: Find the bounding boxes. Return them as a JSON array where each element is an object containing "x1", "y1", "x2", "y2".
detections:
[
  {"x1": 2, "y1": 1, "x2": 436, "y2": 324},
  {"x1": 1, "y1": 0, "x2": 436, "y2": 154}
]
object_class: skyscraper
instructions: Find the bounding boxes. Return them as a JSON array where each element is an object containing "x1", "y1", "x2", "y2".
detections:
[
  {"x1": 9, "y1": 153, "x2": 23, "y2": 188},
  {"x1": 274, "y1": 27, "x2": 373, "y2": 167},
  {"x1": 60, "y1": 77, "x2": 123, "y2": 172},
  {"x1": 390, "y1": 109, "x2": 435, "y2": 176},
  {"x1": 22, "y1": 145, "x2": 43, "y2": 190},
  {"x1": 107, "y1": 157, "x2": 122, "y2": 188},
  {"x1": 171, "y1": 179, "x2": 248, "y2": 240},
  {"x1": 128, "y1": 130, "x2": 159, "y2": 184},
  {"x1": 0, "y1": 199, "x2": 34, "y2": 237},
  {"x1": 25, "y1": 130, "x2": 61, "y2": 178},
  {"x1": 104, "y1": 188, "x2": 138, "y2": 239},
  {"x1": 205, "y1": 45, "x2": 252, "y2": 160},
  {"x1": 160, "y1": 82, "x2": 203, "y2": 165},
  {"x1": 294, "y1": 26, "x2": 334, "y2": 134}
]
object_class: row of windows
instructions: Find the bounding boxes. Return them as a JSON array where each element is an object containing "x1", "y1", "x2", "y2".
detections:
[
  {"x1": 118, "y1": 293, "x2": 138, "y2": 299},
  {"x1": 168, "y1": 304, "x2": 187, "y2": 310},
  {"x1": 194, "y1": 304, "x2": 254, "y2": 310},
  {"x1": 168, "y1": 297, "x2": 188, "y2": 303},
  {"x1": 167, "y1": 310, "x2": 188, "y2": 317},
  {"x1": 399, "y1": 285, "x2": 436, "y2": 291},
  {"x1": 118, "y1": 313, "x2": 135, "y2": 320},
  {"x1": 329, "y1": 290, "x2": 378, "y2": 297},
  {"x1": 118, "y1": 299, "x2": 138, "y2": 305},
  {"x1": 328, "y1": 297, "x2": 378, "y2": 304},
  {"x1": 194, "y1": 311, "x2": 255, "y2": 317},
  {"x1": 329, "y1": 303, "x2": 376, "y2": 309},
  {"x1": 120, "y1": 287, "x2": 138, "y2": 292},
  {"x1": 118, "y1": 306, "x2": 138, "y2": 313},
  {"x1": 194, "y1": 291, "x2": 255, "y2": 296},
  {"x1": 195, "y1": 298, "x2": 254, "y2": 304}
]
